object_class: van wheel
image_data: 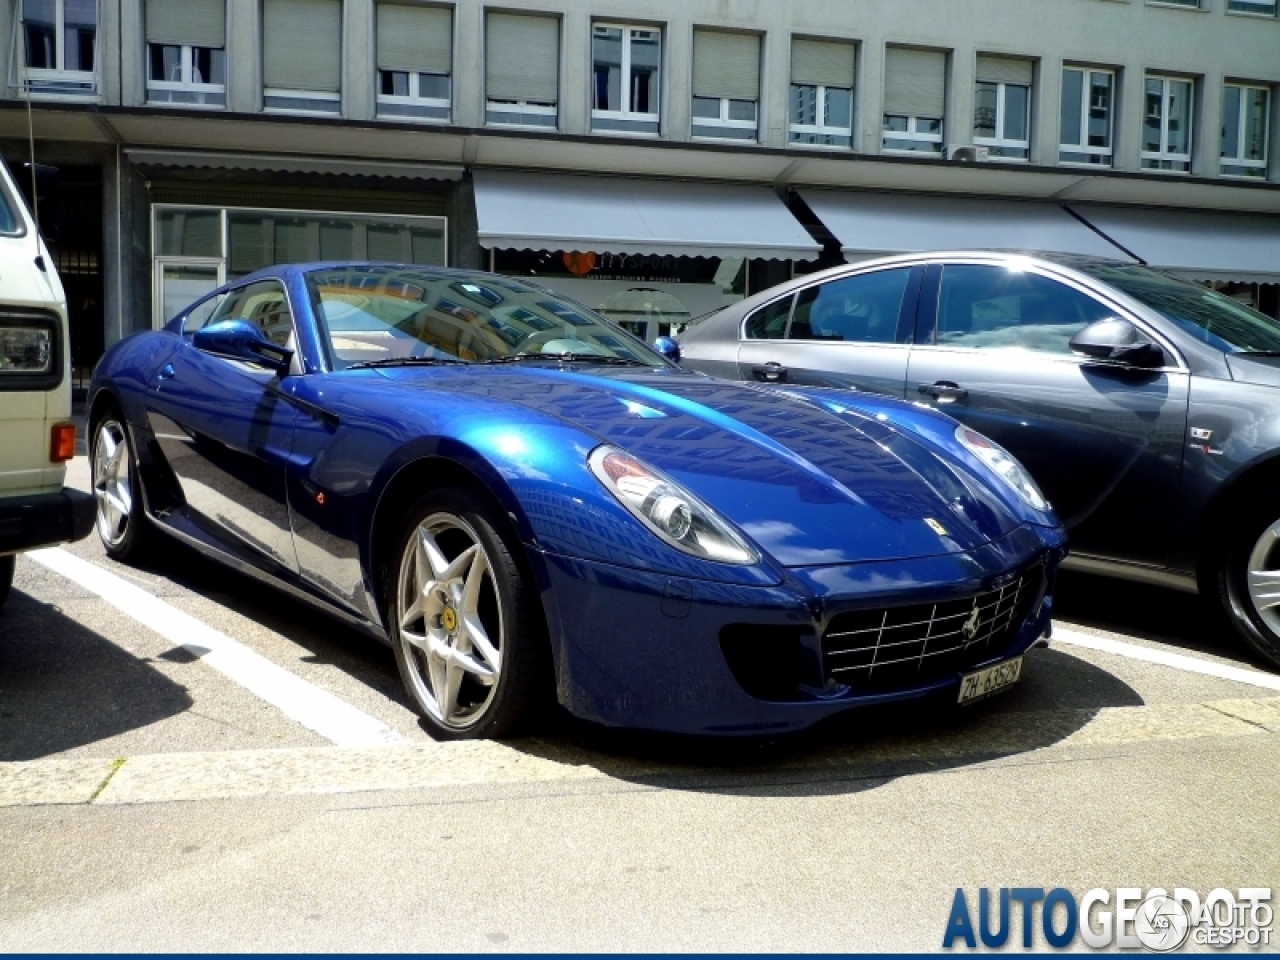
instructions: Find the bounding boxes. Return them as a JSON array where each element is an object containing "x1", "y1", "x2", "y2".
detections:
[
  {"x1": 1216, "y1": 504, "x2": 1280, "y2": 670},
  {"x1": 92, "y1": 417, "x2": 149, "y2": 562},
  {"x1": 0, "y1": 554, "x2": 13, "y2": 611}
]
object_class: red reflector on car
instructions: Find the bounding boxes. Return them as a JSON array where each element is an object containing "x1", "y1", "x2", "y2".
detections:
[{"x1": 49, "y1": 422, "x2": 76, "y2": 462}]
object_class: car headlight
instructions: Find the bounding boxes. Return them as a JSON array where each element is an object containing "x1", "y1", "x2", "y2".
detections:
[
  {"x1": 954, "y1": 425, "x2": 1049, "y2": 512},
  {"x1": 588, "y1": 445, "x2": 758, "y2": 565}
]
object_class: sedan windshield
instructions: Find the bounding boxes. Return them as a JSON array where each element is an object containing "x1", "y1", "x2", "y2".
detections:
[
  {"x1": 305, "y1": 265, "x2": 666, "y2": 369},
  {"x1": 1076, "y1": 262, "x2": 1280, "y2": 354}
]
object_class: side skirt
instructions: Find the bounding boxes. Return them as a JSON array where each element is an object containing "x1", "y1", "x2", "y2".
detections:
[{"x1": 1060, "y1": 552, "x2": 1199, "y2": 595}]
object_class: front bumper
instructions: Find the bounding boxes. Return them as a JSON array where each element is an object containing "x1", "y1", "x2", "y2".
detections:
[
  {"x1": 535, "y1": 523, "x2": 1065, "y2": 736},
  {"x1": 0, "y1": 488, "x2": 96, "y2": 556}
]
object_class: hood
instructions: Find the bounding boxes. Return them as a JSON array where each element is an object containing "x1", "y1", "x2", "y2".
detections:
[{"x1": 377, "y1": 365, "x2": 1024, "y2": 566}]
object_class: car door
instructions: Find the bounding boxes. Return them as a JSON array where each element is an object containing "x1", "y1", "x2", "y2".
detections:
[
  {"x1": 736, "y1": 265, "x2": 922, "y2": 398},
  {"x1": 906, "y1": 260, "x2": 1189, "y2": 567},
  {"x1": 145, "y1": 279, "x2": 302, "y2": 574}
]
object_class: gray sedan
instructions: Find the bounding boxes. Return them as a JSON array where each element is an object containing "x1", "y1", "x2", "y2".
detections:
[{"x1": 677, "y1": 251, "x2": 1280, "y2": 670}]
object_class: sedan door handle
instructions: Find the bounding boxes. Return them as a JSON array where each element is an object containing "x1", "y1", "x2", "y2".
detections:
[
  {"x1": 918, "y1": 380, "x2": 967, "y2": 403},
  {"x1": 751, "y1": 362, "x2": 788, "y2": 383}
]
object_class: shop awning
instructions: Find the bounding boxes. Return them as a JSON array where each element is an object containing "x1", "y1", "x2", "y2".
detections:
[
  {"x1": 797, "y1": 190, "x2": 1125, "y2": 260},
  {"x1": 1067, "y1": 204, "x2": 1280, "y2": 285},
  {"x1": 473, "y1": 170, "x2": 821, "y2": 261}
]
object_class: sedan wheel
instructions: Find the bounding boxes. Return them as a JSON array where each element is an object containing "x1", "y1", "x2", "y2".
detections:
[
  {"x1": 1218, "y1": 510, "x2": 1280, "y2": 669},
  {"x1": 92, "y1": 417, "x2": 148, "y2": 561},
  {"x1": 390, "y1": 491, "x2": 547, "y2": 738}
]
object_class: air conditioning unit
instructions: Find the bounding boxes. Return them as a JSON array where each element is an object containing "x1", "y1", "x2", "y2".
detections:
[{"x1": 947, "y1": 144, "x2": 990, "y2": 163}]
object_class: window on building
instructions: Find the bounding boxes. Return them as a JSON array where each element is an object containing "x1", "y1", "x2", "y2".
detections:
[
  {"x1": 1227, "y1": 0, "x2": 1277, "y2": 13},
  {"x1": 145, "y1": 0, "x2": 225, "y2": 106},
  {"x1": 1142, "y1": 75, "x2": 1194, "y2": 172},
  {"x1": 973, "y1": 55, "x2": 1032, "y2": 160},
  {"x1": 486, "y1": 12, "x2": 558, "y2": 128},
  {"x1": 1149, "y1": 0, "x2": 1199, "y2": 6},
  {"x1": 1059, "y1": 67, "x2": 1114, "y2": 165},
  {"x1": 1221, "y1": 84, "x2": 1271, "y2": 178},
  {"x1": 21, "y1": 0, "x2": 97, "y2": 96},
  {"x1": 789, "y1": 37, "x2": 855, "y2": 148},
  {"x1": 882, "y1": 47, "x2": 945, "y2": 154},
  {"x1": 591, "y1": 23, "x2": 661, "y2": 135},
  {"x1": 690, "y1": 29, "x2": 760, "y2": 141},
  {"x1": 263, "y1": 0, "x2": 341, "y2": 114},
  {"x1": 376, "y1": 2, "x2": 451, "y2": 121}
]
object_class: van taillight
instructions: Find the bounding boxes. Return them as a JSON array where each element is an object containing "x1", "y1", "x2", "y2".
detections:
[{"x1": 49, "y1": 422, "x2": 75, "y2": 462}]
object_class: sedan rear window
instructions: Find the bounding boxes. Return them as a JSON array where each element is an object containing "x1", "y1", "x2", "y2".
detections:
[{"x1": 1076, "y1": 262, "x2": 1280, "y2": 355}]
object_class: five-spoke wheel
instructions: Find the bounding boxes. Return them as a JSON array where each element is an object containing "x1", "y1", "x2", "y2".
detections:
[
  {"x1": 389, "y1": 490, "x2": 546, "y2": 738},
  {"x1": 1217, "y1": 507, "x2": 1280, "y2": 669},
  {"x1": 91, "y1": 416, "x2": 148, "y2": 561}
]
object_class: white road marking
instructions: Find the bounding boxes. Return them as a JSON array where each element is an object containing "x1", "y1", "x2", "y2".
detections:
[
  {"x1": 27, "y1": 548, "x2": 407, "y2": 748},
  {"x1": 1054, "y1": 626, "x2": 1280, "y2": 692}
]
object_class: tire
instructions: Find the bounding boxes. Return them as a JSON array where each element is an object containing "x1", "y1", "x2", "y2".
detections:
[
  {"x1": 91, "y1": 415, "x2": 151, "y2": 562},
  {"x1": 0, "y1": 554, "x2": 13, "y2": 611},
  {"x1": 1215, "y1": 498, "x2": 1280, "y2": 670},
  {"x1": 385, "y1": 487, "x2": 549, "y2": 739}
]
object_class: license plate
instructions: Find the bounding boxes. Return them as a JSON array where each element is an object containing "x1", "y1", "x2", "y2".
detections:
[{"x1": 957, "y1": 656, "x2": 1023, "y2": 705}]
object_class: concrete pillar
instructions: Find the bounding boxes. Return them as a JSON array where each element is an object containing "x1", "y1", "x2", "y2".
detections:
[
  {"x1": 227, "y1": 0, "x2": 262, "y2": 113},
  {"x1": 664, "y1": 15, "x2": 692, "y2": 141},
  {"x1": 99, "y1": 0, "x2": 120, "y2": 104},
  {"x1": 1032, "y1": 57, "x2": 1059, "y2": 166},
  {"x1": 949, "y1": 47, "x2": 974, "y2": 156},
  {"x1": 344, "y1": 0, "x2": 375, "y2": 121},
  {"x1": 119, "y1": 0, "x2": 145, "y2": 107},
  {"x1": 760, "y1": 26, "x2": 787, "y2": 149},
  {"x1": 1196, "y1": 71, "x2": 1221, "y2": 176},
  {"x1": 454, "y1": 1, "x2": 484, "y2": 128},
  {"x1": 860, "y1": 41, "x2": 884, "y2": 154},
  {"x1": 560, "y1": 12, "x2": 589, "y2": 135},
  {"x1": 1115, "y1": 63, "x2": 1144, "y2": 171}
]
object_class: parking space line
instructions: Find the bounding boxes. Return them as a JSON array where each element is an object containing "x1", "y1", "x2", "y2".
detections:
[
  {"x1": 1054, "y1": 626, "x2": 1280, "y2": 692},
  {"x1": 27, "y1": 548, "x2": 407, "y2": 748}
]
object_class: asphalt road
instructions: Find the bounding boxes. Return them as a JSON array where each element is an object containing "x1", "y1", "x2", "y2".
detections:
[{"x1": 1, "y1": 455, "x2": 1278, "y2": 951}]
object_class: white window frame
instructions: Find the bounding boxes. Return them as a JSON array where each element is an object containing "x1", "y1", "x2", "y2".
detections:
[
  {"x1": 881, "y1": 115, "x2": 944, "y2": 153},
  {"x1": 153, "y1": 256, "x2": 225, "y2": 329},
  {"x1": 1059, "y1": 67, "x2": 1115, "y2": 165},
  {"x1": 788, "y1": 83, "x2": 853, "y2": 147},
  {"x1": 485, "y1": 99, "x2": 557, "y2": 129},
  {"x1": 1226, "y1": 0, "x2": 1278, "y2": 14},
  {"x1": 591, "y1": 23, "x2": 661, "y2": 135},
  {"x1": 263, "y1": 87, "x2": 341, "y2": 115},
  {"x1": 146, "y1": 43, "x2": 226, "y2": 107},
  {"x1": 1141, "y1": 74, "x2": 1194, "y2": 173},
  {"x1": 973, "y1": 80, "x2": 1031, "y2": 159},
  {"x1": 376, "y1": 70, "x2": 451, "y2": 122},
  {"x1": 1220, "y1": 83, "x2": 1271, "y2": 177},
  {"x1": 691, "y1": 96, "x2": 758, "y2": 140},
  {"x1": 18, "y1": 0, "x2": 98, "y2": 97}
]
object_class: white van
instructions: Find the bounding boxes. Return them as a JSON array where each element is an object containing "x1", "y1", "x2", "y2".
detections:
[{"x1": 0, "y1": 159, "x2": 94, "y2": 609}]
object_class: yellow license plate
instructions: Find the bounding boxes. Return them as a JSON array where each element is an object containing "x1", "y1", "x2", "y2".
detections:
[{"x1": 957, "y1": 656, "x2": 1023, "y2": 705}]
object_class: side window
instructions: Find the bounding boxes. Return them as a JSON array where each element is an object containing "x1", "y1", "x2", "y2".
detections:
[
  {"x1": 743, "y1": 296, "x2": 793, "y2": 339},
  {"x1": 789, "y1": 268, "x2": 913, "y2": 343},
  {"x1": 206, "y1": 281, "x2": 296, "y2": 348},
  {"x1": 935, "y1": 265, "x2": 1114, "y2": 354},
  {"x1": 182, "y1": 293, "x2": 226, "y2": 335}
]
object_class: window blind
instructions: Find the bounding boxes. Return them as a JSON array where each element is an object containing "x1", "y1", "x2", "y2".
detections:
[
  {"x1": 884, "y1": 47, "x2": 946, "y2": 117},
  {"x1": 146, "y1": 0, "x2": 225, "y2": 48},
  {"x1": 976, "y1": 55, "x2": 1033, "y2": 86},
  {"x1": 791, "y1": 37, "x2": 854, "y2": 89},
  {"x1": 263, "y1": 0, "x2": 341, "y2": 92},
  {"x1": 692, "y1": 29, "x2": 760, "y2": 100},
  {"x1": 486, "y1": 12, "x2": 558, "y2": 103},
  {"x1": 377, "y1": 2, "x2": 452, "y2": 75}
]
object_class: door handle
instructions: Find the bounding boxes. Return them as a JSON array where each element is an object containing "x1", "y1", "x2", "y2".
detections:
[
  {"x1": 917, "y1": 380, "x2": 967, "y2": 403},
  {"x1": 156, "y1": 363, "x2": 176, "y2": 382},
  {"x1": 751, "y1": 362, "x2": 788, "y2": 383}
]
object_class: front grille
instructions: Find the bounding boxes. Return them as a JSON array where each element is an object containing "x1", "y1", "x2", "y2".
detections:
[{"x1": 821, "y1": 567, "x2": 1042, "y2": 691}]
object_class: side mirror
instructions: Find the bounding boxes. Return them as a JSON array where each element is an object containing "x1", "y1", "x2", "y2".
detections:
[
  {"x1": 193, "y1": 319, "x2": 293, "y2": 377},
  {"x1": 1070, "y1": 318, "x2": 1164, "y2": 369},
  {"x1": 653, "y1": 335, "x2": 681, "y2": 364}
]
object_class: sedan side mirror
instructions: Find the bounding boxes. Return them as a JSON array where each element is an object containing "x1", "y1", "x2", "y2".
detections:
[
  {"x1": 1070, "y1": 318, "x2": 1164, "y2": 369},
  {"x1": 193, "y1": 319, "x2": 294, "y2": 377},
  {"x1": 653, "y1": 335, "x2": 681, "y2": 364}
]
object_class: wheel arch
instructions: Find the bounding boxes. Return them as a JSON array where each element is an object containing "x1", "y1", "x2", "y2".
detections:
[{"x1": 1193, "y1": 449, "x2": 1280, "y2": 590}]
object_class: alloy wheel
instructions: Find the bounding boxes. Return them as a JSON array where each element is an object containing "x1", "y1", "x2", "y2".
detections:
[
  {"x1": 93, "y1": 420, "x2": 133, "y2": 548},
  {"x1": 396, "y1": 512, "x2": 504, "y2": 729}
]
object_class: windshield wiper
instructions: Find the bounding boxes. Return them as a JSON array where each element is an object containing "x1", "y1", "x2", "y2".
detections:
[
  {"x1": 480, "y1": 352, "x2": 651, "y2": 367},
  {"x1": 344, "y1": 357, "x2": 469, "y2": 370}
]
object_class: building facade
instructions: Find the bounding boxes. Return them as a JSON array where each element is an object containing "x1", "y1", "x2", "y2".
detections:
[{"x1": 1, "y1": 0, "x2": 1277, "y2": 380}]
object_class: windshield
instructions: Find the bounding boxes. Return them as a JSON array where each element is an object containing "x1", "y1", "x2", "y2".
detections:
[
  {"x1": 1075, "y1": 262, "x2": 1280, "y2": 354},
  {"x1": 305, "y1": 265, "x2": 668, "y2": 368}
]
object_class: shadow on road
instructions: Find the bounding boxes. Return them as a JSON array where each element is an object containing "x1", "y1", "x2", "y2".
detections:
[{"x1": 0, "y1": 589, "x2": 193, "y2": 762}]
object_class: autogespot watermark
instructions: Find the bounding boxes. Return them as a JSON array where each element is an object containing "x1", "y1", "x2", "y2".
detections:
[{"x1": 942, "y1": 887, "x2": 1273, "y2": 950}]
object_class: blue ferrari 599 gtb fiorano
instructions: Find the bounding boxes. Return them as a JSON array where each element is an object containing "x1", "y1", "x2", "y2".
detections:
[{"x1": 88, "y1": 262, "x2": 1065, "y2": 739}]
